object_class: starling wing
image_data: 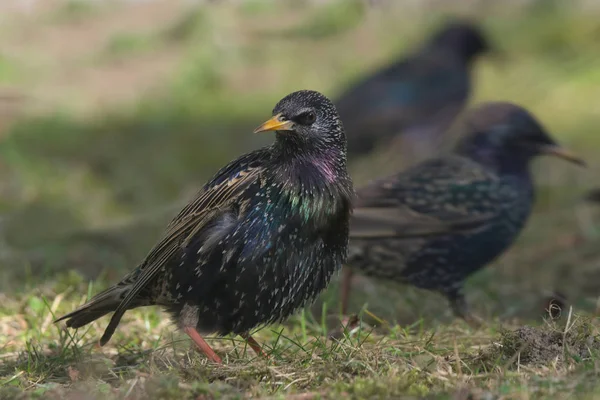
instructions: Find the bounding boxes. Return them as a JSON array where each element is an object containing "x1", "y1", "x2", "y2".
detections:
[
  {"x1": 56, "y1": 149, "x2": 268, "y2": 345},
  {"x1": 350, "y1": 156, "x2": 507, "y2": 240}
]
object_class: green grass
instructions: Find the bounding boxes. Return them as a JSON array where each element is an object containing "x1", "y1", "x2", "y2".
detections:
[
  {"x1": 0, "y1": 55, "x2": 20, "y2": 84},
  {"x1": 271, "y1": 0, "x2": 366, "y2": 39},
  {"x1": 2, "y1": 0, "x2": 600, "y2": 398},
  {"x1": 49, "y1": 0, "x2": 102, "y2": 23}
]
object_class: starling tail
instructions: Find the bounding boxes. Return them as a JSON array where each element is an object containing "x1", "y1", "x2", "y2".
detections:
[{"x1": 55, "y1": 285, "x2": 132, "y2": 331}]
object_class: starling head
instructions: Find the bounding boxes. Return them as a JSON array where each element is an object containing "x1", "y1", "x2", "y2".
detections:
[
  {"x1": 455, "y1": 102, "x2": 585, "y2": 170},
  {"x1": 254, "y1": 90, "x2": 345, "y2": 153},
  {"x1": 429, "y1": 21, "x2": 490, "y2": 63}
]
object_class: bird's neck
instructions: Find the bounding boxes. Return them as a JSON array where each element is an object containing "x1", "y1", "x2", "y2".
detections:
[
  {"x1": 264, "y1": 142, "x2": 353, "y2": 226},
  {"x1": 273, "y1": 138, "x2": 346, "y2": 181},
  {"x1": 269, "y1": 141, "x2": 351, "y2": 205},
  {"x1": 424, "y1": 44, "x2": 472, "y2": 67},
  {"x1": 467, "y1": 149, "x2": 533, "y2": 180}
]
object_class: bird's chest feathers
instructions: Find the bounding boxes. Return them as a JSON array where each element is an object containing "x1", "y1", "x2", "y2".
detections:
[
  {"x1": 501, "y1": 178, "x2": 534, "y2": 228},
  {"x1": 259, "y1": 181, "x2": 341, "y2": 228},
  {"x1": 233, "y1": 179, "x2": 345, "y2": 265},
  {"x1": 268, "y1": 159, "x2": 344, "y2": 216}
]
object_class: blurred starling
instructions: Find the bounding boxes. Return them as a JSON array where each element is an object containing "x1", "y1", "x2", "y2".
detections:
[
  {"x1": 344, "y1": 102, "x2": 585, "y2": 324},
  {"x1": 336, "y1": 21, "x2": 492, "y2": 159},
  {"x1": 56, "y1": 90, "x2": 353, "y2": 363},
  {"x1": 584, "y1": 188, "x2": 600, "y2": 203}
]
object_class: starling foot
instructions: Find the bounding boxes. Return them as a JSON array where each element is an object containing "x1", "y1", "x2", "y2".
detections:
[
  {"x1": 461, "y1": 312, "x2": 484, "y2": 328},
  {"x1": 184, "y1": 327, "x2": 223, "y2": 364},
  {"x1": 328, "y1": 314, "x2": 361, "y2": 340},
  {"x1": 447, "y1": 288, "x2": 483, "y2": 328},
  {"x1": 543, "y1": 290, "x2": 567, "y2": 320},
  {"x1": 240, "y1": 333, "x2": 269, "y2": 359}
]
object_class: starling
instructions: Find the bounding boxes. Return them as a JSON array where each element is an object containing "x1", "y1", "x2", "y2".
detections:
[
  {"x1": 55, "y1": 90, "x2": 353, "y2": 363},
  {"x1": 584, "y1": 188, "x2": 600, "y2": 203},
  {"x1": 336, "y1": 21, "x2": 492, "y2": 159},
  {"x1": 344, "y1": 102, "x2": 584, "y2": 324}
]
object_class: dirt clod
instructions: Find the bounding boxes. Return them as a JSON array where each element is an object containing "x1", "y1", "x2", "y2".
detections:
[{"x1": 480, "y1": 320, "x2": 600, "y2": 368}]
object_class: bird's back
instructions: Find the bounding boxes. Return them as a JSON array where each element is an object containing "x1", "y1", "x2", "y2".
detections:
[{"x1": 336, "y1": 49, "x2": 470, "y2": 156}]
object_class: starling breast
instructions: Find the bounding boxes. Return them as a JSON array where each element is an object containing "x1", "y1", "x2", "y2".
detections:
[
  {"x1": 344, "y1": 102, "x2": 584, "y2": 323},
  {"x1": 56, "y1": 90, "x2": 353, "y2": 363},
  {"x1": 335, "y1": 21, "x2": 492, "y2": 159}
]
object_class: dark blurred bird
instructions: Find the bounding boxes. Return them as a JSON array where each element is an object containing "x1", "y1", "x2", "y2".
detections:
[
  {"x1": 344, "y1": 102, "x2": 585, "y2": 324},
  {"x1": 584, "y1": 188, "x2": 600, "y2": 203},
  {"x1": 335, "y1": 21, "x2": 492, "y2": 160},
  {"x1": 55, "y1": 90, "x2": 354, "y2": 364}
]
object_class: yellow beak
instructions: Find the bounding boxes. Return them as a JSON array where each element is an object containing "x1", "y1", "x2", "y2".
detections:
[
  {"x1": 540, "y1": 145, "x2": 586, "y2": 167},
  {"x1": 253, "y1": 113, "x2": 294, "y2": 133}
]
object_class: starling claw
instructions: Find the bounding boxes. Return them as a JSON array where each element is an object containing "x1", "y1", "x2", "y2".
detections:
[{"x1": 328, "y1": 314, "x2": 361, "y2": 340}]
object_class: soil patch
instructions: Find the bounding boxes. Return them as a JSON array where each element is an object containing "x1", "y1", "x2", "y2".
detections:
[{"x1": 478, "y1": 321, "x2": 600, "y2": 368}]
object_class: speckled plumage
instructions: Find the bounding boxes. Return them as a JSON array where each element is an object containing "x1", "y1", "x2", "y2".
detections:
[
  {"x1": 56, "y1": 90, "x2": 353, "y2": 362},
  {"x1": 336, "y1": 21, "x2": 491, "y2": 158},
  {"x1": 344, "y1": 102, "x2": 584, "y2": 322}
]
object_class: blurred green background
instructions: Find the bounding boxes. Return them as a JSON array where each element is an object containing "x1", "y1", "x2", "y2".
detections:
[{"x1": 1, "y1": 0, "x2": 600, "y2": 324}]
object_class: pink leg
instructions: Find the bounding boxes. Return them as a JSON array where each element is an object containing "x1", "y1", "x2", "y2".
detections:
[
  {"x1": 340, "y1": 267, "x2": 354, "y2": 315},
  {"x1": 240, "y1": 333, "x2": 269, "y2": 359},
  {"x1": 184, "y1": 327, "x2": 223, "y2": 364}
]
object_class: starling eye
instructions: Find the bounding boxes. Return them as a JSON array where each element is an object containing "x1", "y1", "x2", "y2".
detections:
[{"x1": 296, "y1": 111, "x2": 316, "y2": 125}]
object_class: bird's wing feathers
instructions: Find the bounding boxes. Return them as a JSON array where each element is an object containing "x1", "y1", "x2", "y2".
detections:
[
  {"x1": 99, "y1": 150, "x2": 267, "y2": 345},
  {"x1": 169, "y1": 150, "x2": 267, "y2": 226},
  {"x1": 350, "y1": 206, "x2": 488, "y2": 239},
  {"x1": 350, "y1": 156, "x2": 502, "y2": 239}
]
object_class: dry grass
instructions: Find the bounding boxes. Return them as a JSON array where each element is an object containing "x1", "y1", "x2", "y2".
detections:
[{"x1": 2, "y1": 276, "x2": 600, "y2": 399}]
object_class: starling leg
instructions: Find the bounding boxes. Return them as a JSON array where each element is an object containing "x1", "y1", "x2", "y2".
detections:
[
  {"x1": 446, "y1": 288, "x2": 483, "y2": 328},
  {"x1": 340, "y1": 267, "x2": 354, "y2": 315},
  {"x1": 329, "y1": 268, "x2": 360, "y2": 340},
  {"x1": 240, "y1": 333, "x2": 269, "y2": 359},
  {"x1": 184, "y1": 327, "x2": 223, "y2": 364}
]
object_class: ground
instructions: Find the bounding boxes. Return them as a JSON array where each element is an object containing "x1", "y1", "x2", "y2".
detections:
[{"x1": 2, "y1": 0, "x2": 600, "y2": 398}]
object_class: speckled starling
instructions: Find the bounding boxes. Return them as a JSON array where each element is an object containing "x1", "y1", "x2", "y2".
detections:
[
  {"x1": 343, "y1": 102, "x2": 584, "y2": 324},
  {"x1": 336, "y1": 21, "x2": 492, "y2": 159},
  {"x1": 584, "y1": 188, "x2": 600, "y2": 203},
  {"x1": 55, "y1": 90, "x2": 353, "y2": 363}
]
